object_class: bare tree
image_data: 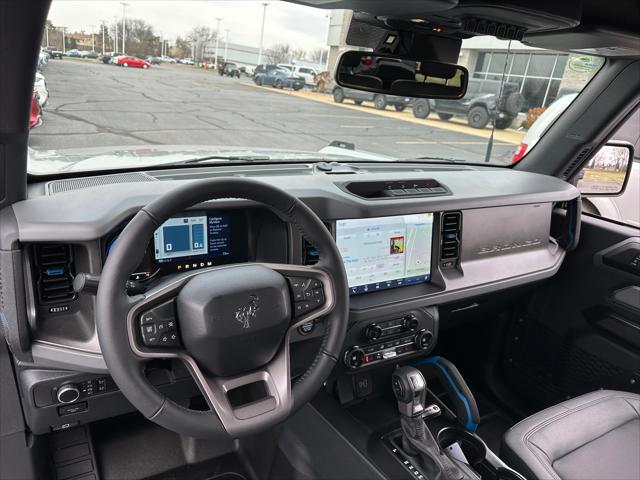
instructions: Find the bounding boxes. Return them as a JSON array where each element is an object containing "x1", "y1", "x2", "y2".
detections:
[
  {"x1": 187, "y1": 26, "x2": 216, "y2": 62},
  {"x1": 174, "y1": 36, "x2": 191, "y2": 59},
  {"x1": 265, "y1": 43, "x2": 291, "y2": 64},
  {"x1": 310, "y1": 47, "x2": 325, "y2": 64},
  {"x1": 291, "y1": 48, "x2": 307, "y2": 61},
  {"x1": 123, "y1": 18, "x2": 159, "y2": 57}
]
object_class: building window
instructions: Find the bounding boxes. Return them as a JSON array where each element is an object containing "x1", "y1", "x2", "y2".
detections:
[{"x1": 471, "y1": 51, "x2": 569, "y2": 110}]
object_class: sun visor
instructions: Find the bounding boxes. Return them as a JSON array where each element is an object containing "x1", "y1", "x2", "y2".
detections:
[{"x1": 524, "y1": 26, "x2": 640, "y2": 57}]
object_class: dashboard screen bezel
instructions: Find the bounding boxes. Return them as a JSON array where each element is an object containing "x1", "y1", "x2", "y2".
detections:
[{"x1": 335, "y1": 212, "x2": 435, "y2": 296}]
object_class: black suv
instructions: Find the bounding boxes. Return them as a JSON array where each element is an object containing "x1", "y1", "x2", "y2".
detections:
[
  {"x1": 412, "y1": 79, "x2": 524, "y2": 129},
  {"x1": 221, "y1": 62, "x2": 241, "y2": 78},
  {"x1": 253, "y1": 64, "x2": 279, "y2": 77}
]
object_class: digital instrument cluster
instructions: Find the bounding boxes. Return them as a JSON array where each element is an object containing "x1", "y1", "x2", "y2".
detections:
[{"x1": 104, "y1": 210, "x2": 245, "y2": 281}]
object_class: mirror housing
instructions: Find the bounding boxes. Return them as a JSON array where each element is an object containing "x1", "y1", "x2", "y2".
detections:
[
  {"x1": 577, "y1": 141, "x2": 635, "y2": 196},
  {"x1": 335, "y1": 50, "x2": 468, "y2": 99}
]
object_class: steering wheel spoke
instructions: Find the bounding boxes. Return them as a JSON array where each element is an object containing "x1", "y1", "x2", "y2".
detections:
[{"x1": 179, "y1": 341, "x2": 292, "y2": 437}]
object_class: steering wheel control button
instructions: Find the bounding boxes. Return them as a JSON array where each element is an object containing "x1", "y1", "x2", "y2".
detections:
[
  {"x1": 158, "y1": 331, "x2": 180, "y2": 347},
  {"x1": 298, "y1": 320, "x2": 315, "y2": 335},
  {"x1": 288, "y1": 276, "x2": 325, "y2": 318},
  {"x1": 138, "y1": 300, "x2": 179, "y2": 348}
]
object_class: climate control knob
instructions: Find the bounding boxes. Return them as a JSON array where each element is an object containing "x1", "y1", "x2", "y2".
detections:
[
  {"x1": 344, "y1": 347, "x2": 366, "y2": 369},
  {"x1": 57, "y1": 384, "x2": 81, "y2": 404},
  {"x1": 414, "y1": 329, "x2": 434, "y2": 350},
  {"x1": 403, "y1": 314, "x2": 419, "y2": 332},
  {"x1": 365, "y1": 324, "x2": 383, "y2": 341}
]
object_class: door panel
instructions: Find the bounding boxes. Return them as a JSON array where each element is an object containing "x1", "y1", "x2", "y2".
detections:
[{"x1": 499, "y1": 212, "x2": 640, "y2": 410}]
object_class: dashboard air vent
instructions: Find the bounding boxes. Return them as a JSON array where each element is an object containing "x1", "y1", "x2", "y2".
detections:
[
  {"x1": 46, "y1": 172, "x2": 157, "y2": 195},
  {"x1": 33, "y1": 244, "x2": 76, "y2": 304},
  {"x1": 440, "y1": 212, "x2": 462, "y2": 264},
  {"x1": 561, "y1": 146, "x2": 592, "y2": 180}
]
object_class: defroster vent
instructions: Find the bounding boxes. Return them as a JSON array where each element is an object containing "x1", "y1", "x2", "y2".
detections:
[
  {"x1": 33, "y1": 244, "x2": 76, "y2": 304},
  {"x1": 440, "y1": 212, "x2": 462, "y2": 265}
]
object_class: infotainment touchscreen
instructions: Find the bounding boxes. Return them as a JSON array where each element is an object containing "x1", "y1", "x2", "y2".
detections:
[
  {"x1": 153, "y1": 212, "x2": 231, "y2": 268},
  {"x1": 336, "y1": 213, "x2": 434, "y2": 295}
]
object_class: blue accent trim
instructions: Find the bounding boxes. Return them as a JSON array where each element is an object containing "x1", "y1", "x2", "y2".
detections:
[
  {"x1": 413, "y1": 356, "x2": 478, "y2": 432},
  {"x1": 45, "y1": 268, "x2": 64, "y2": 276},
  {"x1": 566, "y1": 201, "x2": 574, "y2": 249}
]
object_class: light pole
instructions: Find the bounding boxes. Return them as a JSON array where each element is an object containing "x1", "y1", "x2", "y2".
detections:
[
  {"x1": 101, "y1": 22, "x2": 105, "y2": 54},
  {"x1": 120, "y1": 2, "x2": 129, "y2": 54},
  {"x1": 224, "y1": 29, "x2": 230, "y2": 61},
  {"x1": 61, "y1": 26, "x2": 66, "y2": 54},
  {"x1": 214, "y1": 17, "x2": 222, "y2": 69},
  {"x1": 257, "y1": 3, "x2": 268, "y2": 66},
  {"x1": 113, "y1": 17, "x2": 118, "y2": 52},
  {"x1": 324, "y1": 13, "x2": 331, "y2": 71},
  {"x1": 89, "y1": 25, "x2": 95, "y2": 51}
]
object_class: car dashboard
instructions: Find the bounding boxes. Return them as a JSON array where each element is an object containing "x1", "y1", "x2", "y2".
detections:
[{"x1": 4, "y1": 161, "x2": 579, "y2": 434}]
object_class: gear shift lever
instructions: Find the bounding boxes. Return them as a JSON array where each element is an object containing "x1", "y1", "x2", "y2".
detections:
[{"x1": 392, "y1": 366, "x2": 464, "y2": 480}]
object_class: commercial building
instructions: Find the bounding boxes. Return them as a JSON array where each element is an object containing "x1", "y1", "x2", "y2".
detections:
[{"x1": 201, "y1": 41, "x2": 323, "y2": 71}]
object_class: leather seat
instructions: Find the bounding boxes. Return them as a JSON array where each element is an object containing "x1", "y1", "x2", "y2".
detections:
[{"x1": 502, "y1": 390, "x2": 640, "y2": 480}]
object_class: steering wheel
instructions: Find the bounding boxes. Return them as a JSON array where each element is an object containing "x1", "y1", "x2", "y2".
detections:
[{"x1": 95, "y1": 178, "x2": 349, "y2": 438}]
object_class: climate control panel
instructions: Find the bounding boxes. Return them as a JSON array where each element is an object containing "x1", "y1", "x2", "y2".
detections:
[
  {"x1": 343, "y1": 308, "x2": 438, "y2": 370},
  {"x1": 363, "y1": 313, "x2": 420, "y2": 341}
]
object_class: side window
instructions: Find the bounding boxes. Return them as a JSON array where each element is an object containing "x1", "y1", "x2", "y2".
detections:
[{"x1": 579, "y1": 109, "x2": 640, "y2": 227}]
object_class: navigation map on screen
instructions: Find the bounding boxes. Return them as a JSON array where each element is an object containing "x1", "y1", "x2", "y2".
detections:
[{"x1": 336, "y1": 213, "x2": 434, "y2": 295}]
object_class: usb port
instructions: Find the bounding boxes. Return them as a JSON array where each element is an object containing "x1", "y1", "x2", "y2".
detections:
[{"x1": 45, "y1": 268, "x2": 64, "y2": 276}]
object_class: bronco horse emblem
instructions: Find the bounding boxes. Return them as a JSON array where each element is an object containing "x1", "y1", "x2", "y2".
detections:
[{"x1": 234, "y1": 294, "x2": 259, "y2": 329}]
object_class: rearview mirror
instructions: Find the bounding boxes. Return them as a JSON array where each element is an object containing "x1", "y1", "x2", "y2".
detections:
[
  {"x1": 577, "y1": 142, "x2": 634, "y2": 196},
  {"x1": 335, "y1": 50, "x2": 468, "y2": 99}
]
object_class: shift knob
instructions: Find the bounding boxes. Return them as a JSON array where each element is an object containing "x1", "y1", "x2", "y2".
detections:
[{"x1": 392, "y1": 366, "x2": 427, "y2": 418}]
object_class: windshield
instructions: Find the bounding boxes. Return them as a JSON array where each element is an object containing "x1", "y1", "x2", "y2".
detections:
[{"x1": 29, "y1": 1, "x2": 603, "y2": 174}]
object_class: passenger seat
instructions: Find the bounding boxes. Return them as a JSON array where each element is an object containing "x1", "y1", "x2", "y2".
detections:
[{"x1": 502, "y1": 390, "x2": 640, "y2": 480}]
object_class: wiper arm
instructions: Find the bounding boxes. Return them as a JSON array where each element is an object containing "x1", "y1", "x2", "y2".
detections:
[
  {"x1": 401, "y1": 156, "x2": 465, "y2": 164},
  {"x1": 181, "y1": 154, "x2": 273, "y2": 165}
]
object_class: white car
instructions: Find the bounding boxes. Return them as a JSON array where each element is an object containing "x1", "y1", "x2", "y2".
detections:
[
  {"x1": 34, "y1": 72, "x2": 48, "y2": 106},
  {"x1": 38, "y1": 50, "x2": 48, "y2": 70},
  {"x1": 513, "y1": 95, "x2": 639, "y2": 227},
  {"x1": 293, "y1": 66, "x2": 318, "y2": 85},
  {"x1": 160, "y1": 56, "x2": 177, "y2": 64}
]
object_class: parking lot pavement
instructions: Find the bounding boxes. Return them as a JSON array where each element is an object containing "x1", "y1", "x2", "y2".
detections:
[{"x1": 30, "y1": 60, "x2": 518, "y2": 164}]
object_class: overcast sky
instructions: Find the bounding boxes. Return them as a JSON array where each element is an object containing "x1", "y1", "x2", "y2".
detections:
[{"x1": 47, "y1": 1, "x2": 331, "y2": 51}]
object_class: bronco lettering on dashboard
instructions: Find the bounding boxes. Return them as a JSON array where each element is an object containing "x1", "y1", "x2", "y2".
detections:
[{"x1": 477, "y1": 238, "x2": 541, "y2": 255}]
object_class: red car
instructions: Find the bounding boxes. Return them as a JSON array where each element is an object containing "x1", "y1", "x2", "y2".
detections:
[
  {"x1": 117, "y1": 56, "x2": 151, "y2": 69},
  {"x1": 30, "y1": 94, "x2": 42, "y2": 129}
]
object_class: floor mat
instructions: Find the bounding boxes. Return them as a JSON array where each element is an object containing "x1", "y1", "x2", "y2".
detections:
[
  {"x1": 91, "y1": 413, "x2": 251, "y2": 480},
  {"x1": 144, "y1": 457, "x2": 249, "y2": 480}
]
